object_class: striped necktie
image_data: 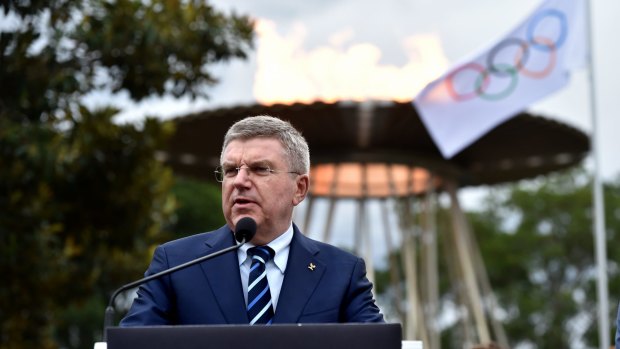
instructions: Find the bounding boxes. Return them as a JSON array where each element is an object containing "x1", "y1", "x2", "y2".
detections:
[{"x1": 246, "y1": 246, "x2": 275, "y2": 325}]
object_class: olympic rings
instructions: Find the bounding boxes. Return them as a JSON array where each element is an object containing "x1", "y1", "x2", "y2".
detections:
[
  {"x1": 445, "y1": 7, "x2": 568, "y2": 102},
  {"x1": 526, "y1": 9, "x2": 567, "y2": 51},
  {"x1": 476, "y1": 64, "x2": 518, "y2": 101},
  {"x1": 446, "y1": 63, "x2": 489, "y2": 101},
  {"x1": 486, "y1": 38, "x2": 529, "y2": 77},
  {"x1": 517, "y1": 36, "x2": 557, "y2": 79}
]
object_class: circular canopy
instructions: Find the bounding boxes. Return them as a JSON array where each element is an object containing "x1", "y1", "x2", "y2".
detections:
[{"x1": 163, "y1": 100, "x2": 589, "y2": 190}]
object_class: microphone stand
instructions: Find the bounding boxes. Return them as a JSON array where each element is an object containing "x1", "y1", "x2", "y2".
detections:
[{"x1": 102, "y1": 238, "x2": 249, "y2": 341}]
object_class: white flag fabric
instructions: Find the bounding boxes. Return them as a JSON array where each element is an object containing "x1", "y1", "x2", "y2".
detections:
[{"x1": 414, "y1": 0, "x2": 586, "y2": 158}]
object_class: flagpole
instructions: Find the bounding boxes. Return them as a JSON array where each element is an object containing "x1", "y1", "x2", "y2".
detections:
[{"x1": 585, "y1": 1, "x2": 610, "y2": 348}]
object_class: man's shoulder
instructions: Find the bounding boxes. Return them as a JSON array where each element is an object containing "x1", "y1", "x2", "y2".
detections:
[
  {"x1": 160, "y1": 225, "x2": 231, "y2": 250},
  {"x1": 293, "y1": 228, "x2": 360, "y2": 263}
]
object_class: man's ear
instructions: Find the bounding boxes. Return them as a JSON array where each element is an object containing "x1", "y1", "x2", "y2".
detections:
[{"x1": 292, "y1": 174, "x2": 309, "y2": 206}]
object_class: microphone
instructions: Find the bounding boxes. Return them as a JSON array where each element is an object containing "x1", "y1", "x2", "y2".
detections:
[
  {"x1": 234, "y1": 215, "x2": 257, "y2": 243},
  {"x1": 102, "y1": 217, "x2": 257, "y2": 341}
]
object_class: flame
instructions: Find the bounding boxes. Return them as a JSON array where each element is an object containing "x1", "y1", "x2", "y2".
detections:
[
  {"x1": 253, "y1": 19, "x2": 450, "y2": 105},
  {"x1": 311, "y1": 163, "x2": 439, "y2": 198}
]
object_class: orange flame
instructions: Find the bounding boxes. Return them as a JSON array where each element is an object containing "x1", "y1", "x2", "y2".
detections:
[
  {"x1": 311, "y1": 163, "x2": 440, "y2": 198},
  {"x1": 254, "y1": 19, "x2": 450, "y2": 105}
]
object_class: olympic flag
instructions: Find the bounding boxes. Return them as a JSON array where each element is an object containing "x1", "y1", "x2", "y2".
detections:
[{"x1": 414, "y1": 0, "x2": 587, "y2": 158}]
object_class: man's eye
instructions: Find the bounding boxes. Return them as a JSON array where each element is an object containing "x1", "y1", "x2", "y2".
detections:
[
  {"x1": 223, "y1": 167, "x2": 238, "y2": 176},
  {"x1": 252, "y1": 166, "x2": 271, "y2": 175}
]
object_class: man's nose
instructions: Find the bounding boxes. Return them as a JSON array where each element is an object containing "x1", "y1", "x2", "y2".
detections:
[{"x1": 233, "y1": 167, "x2": 252, "y2": 185}]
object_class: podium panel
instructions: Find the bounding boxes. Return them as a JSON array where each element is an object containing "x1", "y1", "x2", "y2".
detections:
[{"x1": 107, "y1": 323, "x2": 402, "y2": 349}]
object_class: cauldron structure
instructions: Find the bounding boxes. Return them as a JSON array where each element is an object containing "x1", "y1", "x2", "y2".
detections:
[{"x1": 161, "y1": 100, "x2": 589, "y2": 348}]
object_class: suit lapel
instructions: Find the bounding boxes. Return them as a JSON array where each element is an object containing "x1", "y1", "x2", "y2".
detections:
[
  {"x1": 200, "y1": 227, "x2": 248, "y2": 324},
  {"x1": 273, "y1": 226, "x2": 325, "y2": 323}
]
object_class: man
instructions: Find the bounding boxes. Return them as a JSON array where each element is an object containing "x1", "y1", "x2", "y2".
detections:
[{"x1": 121, "y1": 115, "x2": 384, "y2": 325}]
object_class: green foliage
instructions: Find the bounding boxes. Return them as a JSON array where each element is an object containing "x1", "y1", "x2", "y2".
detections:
[
  {"x1": 470, "y1": 168, "x2": 620, "y2": 348},
  {"x1": 1, "y1": 1, "x2": 253, "y2": 348},
  {"x1": 75, "y1": 0, "x2": 254, "y2": 100},
  {"x1": 0, "y1": 1, "x2": 84, "y2": 122},
  {"x1": 168, "y1": 177, "x2": 225, "y2": 239},
  {"x1": 0, "y1": 110, "x2": 176, "y2": 348},
  {"x1": 373, "y1": 168, "x2": 620, "y2": 347},
  {"x1": 0, "y1": 0, "x2": 254, "y2": 122}
]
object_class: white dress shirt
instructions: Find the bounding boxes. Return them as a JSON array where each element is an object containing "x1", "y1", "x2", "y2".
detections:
[{"x1": 238, "y1": 223, "x2": 293, "y2": 311}]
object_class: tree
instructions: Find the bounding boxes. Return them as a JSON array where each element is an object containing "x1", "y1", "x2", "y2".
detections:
[
  {"x1": 1, "y1": 0, "x2": 253, "y2": 122},
  {"x1": 372, "y1": 167, "x2": 620, "y2": 348},
  {"x1": 0, "y1": 1, "x2": 253, "y2": 348},
  {"x1": 468, "y1": 168, "x2": 620, "y2": 348},
  {"x1": 168, "y1": 177, "x2": 226, "y2": 239},
  {"x1": 0, "y1": 109, "x2": 176, "y2": 348}
]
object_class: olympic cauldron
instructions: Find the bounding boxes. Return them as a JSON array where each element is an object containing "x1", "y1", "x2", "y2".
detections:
[
  {"x1": 164, "y1": 100, "x2": 588, "y2": 188},
  {"x1": 161, "y1": 100, "x2": 589, "y2": 348}
]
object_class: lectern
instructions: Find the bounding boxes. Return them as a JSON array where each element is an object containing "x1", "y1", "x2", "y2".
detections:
[{"x1": 107, "y1": 323, "x2": 402, "y2": 349}]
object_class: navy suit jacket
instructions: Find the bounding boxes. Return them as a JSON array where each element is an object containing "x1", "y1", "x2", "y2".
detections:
[{"x1": 120, "y1": 224, "x2": 384, "y2": 325}]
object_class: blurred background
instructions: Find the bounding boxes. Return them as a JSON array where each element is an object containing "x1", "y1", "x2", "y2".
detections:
[{"x1": 1, "y1": 1, "x2": 619, "y2": 348}]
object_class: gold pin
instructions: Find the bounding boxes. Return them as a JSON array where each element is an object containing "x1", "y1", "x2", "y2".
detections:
[{"x1": 308, "y1": 262, "x2": 316, "y2": 271}]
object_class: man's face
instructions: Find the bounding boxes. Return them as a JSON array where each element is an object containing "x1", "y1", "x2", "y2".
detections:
[{"x1": 221, "y1": 137, "x2": 308, "y2": 245}]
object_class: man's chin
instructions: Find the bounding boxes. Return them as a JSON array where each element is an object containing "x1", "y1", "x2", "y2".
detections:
[{"x1": 232, "y1": 214, "x2": 260, "y2": 226}]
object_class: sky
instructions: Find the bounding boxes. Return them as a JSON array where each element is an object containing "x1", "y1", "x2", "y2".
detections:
[{"x1": 101, "y1": 0, "x2": 620, "y2": 181}]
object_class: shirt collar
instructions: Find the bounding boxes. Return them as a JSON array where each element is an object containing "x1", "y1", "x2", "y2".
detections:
[{"x1": 238, "y1": 223, "x2": 294, "y2": 274}]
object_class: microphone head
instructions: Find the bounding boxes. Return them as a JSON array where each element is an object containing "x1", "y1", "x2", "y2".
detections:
[{"x1": 234, "y1": 217, "x2": 257, "y2": 243}]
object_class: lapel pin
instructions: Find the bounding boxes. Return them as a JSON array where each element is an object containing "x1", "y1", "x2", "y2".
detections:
[{"x1": 308, "y1": 262, "x2": 316, "y2": 271}]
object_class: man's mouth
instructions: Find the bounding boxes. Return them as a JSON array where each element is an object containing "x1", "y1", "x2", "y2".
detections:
[{"x1": 234, "y1": 198, "x2": 255, "y2": 205}]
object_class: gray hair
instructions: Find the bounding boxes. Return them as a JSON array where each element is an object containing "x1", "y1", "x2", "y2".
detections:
[{"x1": 221, "y1": 115, "x2": 310, "y2": 174}]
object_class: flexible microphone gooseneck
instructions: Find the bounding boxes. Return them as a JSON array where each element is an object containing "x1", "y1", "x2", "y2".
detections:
[{"x1": 102, "y1": 217, "x2": 257, "y2": 341}]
